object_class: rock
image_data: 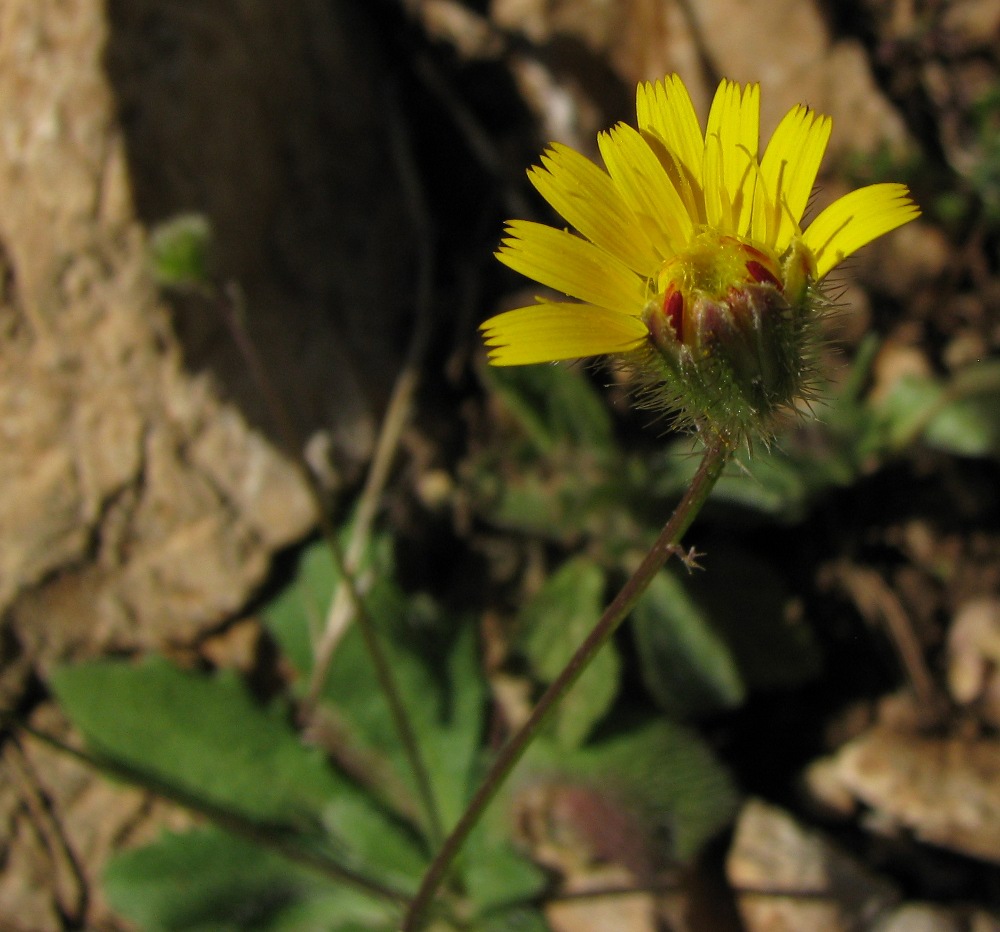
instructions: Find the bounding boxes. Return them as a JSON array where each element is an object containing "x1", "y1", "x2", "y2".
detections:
[
  {"x1": 947, "y1": 597, "x2": 1000, "y2": 726},
  {"x1": 0, "y1": 0, "x2": 411, "y2": 926},
  {"x1": 806, "y1": 726, "x2": 1000, "y2": 864},
  {"x1": 0, "y1": 703, "x2": 194, "y2": 930},
  {"x1": 0, "y1": 0, "x2": 413, "y2": 667},
  {"x1": 726, "y1": 798, "x2": 900, "y2": 932},
  {"x1": 544, "y1": 865, "x2": 658, "y2": 932},
  {"x1": 491, "y1": 0, "x2": 912, "y2": 162},
  {"x1": 940, "y1": 0, "x2": 1000, "y2": 53},
  {"x1": 873, "y1": 902, "x2": 1000, "y2": 932}
]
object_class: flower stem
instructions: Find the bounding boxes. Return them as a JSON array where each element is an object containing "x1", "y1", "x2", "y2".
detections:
[{"x1": 401, "y1": 436, "x2": 731, "y2": 930}]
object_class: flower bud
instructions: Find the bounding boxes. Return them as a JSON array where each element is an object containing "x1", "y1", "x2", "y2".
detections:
[{"x1": 639, "y1": 234, "x2": 819, "y2": 443}]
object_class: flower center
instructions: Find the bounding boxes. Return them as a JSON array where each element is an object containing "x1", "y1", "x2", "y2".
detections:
[
  {"x1": 650, "y1": 233, "x2": 783, "y2": 347},
  {"x1": 639, "y1": 231, "x2": 817, "y2": 437}
]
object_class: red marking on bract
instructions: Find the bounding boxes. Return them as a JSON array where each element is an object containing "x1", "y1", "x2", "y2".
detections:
[
  {"x1": 663, "y1": 289, "x2": 684, "y2": 341},
  {"x1": 746, "y1": 260, "x2": 781, "y2": 290}
]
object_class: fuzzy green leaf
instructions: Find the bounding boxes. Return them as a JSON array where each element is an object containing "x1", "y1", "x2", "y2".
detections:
[
  {"x1": 633, "y1": 569, "x2": 745, "y2": 719},
  {"x1": 263, "y1": 539, "x2": 486, "y2": 834},
  {"x1": 519, "y1": 557, "x2": 619, "y2": 748},
  {"x1": 104, "y1": 826, "x2": 399, "y2": 931},
  {"x1": 519, "y1": 718, "x2": 739, "y2": 862},
  {"x1": 49, "y1": 657, "x2": 425, "y2": 887}
]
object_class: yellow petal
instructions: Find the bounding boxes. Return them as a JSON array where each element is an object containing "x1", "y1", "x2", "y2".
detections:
[
  {"x1": 754, "y1": 105, "x2": 832, "y2": 250},
  {"x1": 704, "y1": 80, "x2": 760, "y2": 235},
  {"x1": 636, "y1": 75, "x2": 704, "y2": 186},
  {"x1": 802, "y1": 183, "x2": 921, "y2": 280},
  {"x1": 480, "y1": 302, "x2": 648, "y2": 365},
  {"x1": 597, "y1": 123, "x2": 693, "y2": 257},
  {"x1": 529, "y1": 143, "x2": 661, "y2": 277},
  {"x1": 497, "y1": 220, "x2": 649, "y2": 314}
]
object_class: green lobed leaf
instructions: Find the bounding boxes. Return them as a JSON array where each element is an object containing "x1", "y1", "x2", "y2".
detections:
[
  {"x1": 104, "y1": 826, "x2": 399, "y2": 931},
  {"x1": 262, "y1": 539, "x2": 545, "y2": 923},
  {"x1": 263, "y1": 539, "x2": 487, "y2": 835},
  {"x1": 632, "y1": 569, "x2": 746, "y2": 719},
  {"x1": 49, "y1": 656, "x2": 426, "y2": 887},
  {"x1": 460, "y1": 822, "x2": 549, "y2": 916},
  {"x1": 518, "y1": 556, "x2": 620, "y2": 749}
]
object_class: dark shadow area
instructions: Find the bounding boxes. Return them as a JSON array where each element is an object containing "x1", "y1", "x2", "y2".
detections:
[{"x1": 102, "y1": 0, "x2": 416, "y2": 478}]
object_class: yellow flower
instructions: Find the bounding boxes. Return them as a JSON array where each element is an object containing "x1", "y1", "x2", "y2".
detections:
[{"x1": 481, "y1": 75, "x2": 920, "y2": 441}]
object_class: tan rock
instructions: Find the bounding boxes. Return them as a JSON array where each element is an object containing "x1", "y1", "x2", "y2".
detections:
[
  {"x1": 0, "y1": 0, "x2": 411, "y2": 671},
  {"x1": 491, "y1": 0, "x2": 911, "y2": 161},
  {"x1": 807, "y1": 727, "x2": 1000, "y2": 864},
  {"x1": 0, "y1": 0, "x2": 409, "y2": 924},
  {"x1": 727, "y1": 798, "x2": 900, "y2": 932},
  {"x1": 873, "y1": 902, "x2": 1000, "y2": 932}
]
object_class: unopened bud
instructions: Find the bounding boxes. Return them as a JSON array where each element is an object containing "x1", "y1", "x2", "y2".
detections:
[{"x1": 640, "y1": 234, "x2": 819, "y2": 442}]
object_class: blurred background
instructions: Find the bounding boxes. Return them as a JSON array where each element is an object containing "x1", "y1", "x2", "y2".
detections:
[{"x1": 1, "y1": 0, "x2": 999, "y2": 928}]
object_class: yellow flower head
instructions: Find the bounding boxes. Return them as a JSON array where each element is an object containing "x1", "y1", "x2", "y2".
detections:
[{"x1": 481, "y1": 75, "x2": 920, "y2": 443}]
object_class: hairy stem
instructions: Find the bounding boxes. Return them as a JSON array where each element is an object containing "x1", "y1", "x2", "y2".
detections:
[{"x1": 401, "y1": 436, "x2": 731, "y2": 930}]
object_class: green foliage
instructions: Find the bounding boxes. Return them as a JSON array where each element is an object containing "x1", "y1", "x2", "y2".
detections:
[
  {"x1": 263, "y1": 539, "x2": 550, "y2": 914},
  {"x1": 264, "y1": 538, "x2": 486, "y2": 831},
  {"x1": 43, "y1": 319, "x2": 1000, "y2": 929},
  {"x1": 50, "y1": 657, "x2": 426, "y2": 889},
  {"x1": 632, "y1": 569, "x2": 746, "y2": 718},
  {"x1": 104, "y1": 827, "x2": 398, "y2": 932},
  {"x1": 517, "y1": 556, "x2": 620, "y2": 748},
  {"x1": 482, "y1": 363, "x2": 615, "y2": 457},
  {"x1": 476, "y1": 365, "x2": 631, "y2": 546},
  {"x1": 471, "y1": 344, "x2": 1000, "y2": 729},
  {"x1": 49, "y1": 525, "x2": 559, "y2": 929},
  {"x1": 872, "y1": 359, "x2": 1000, "y2": 458},
  {"x1": 461, "y1": 821, "x2": 548, "y2": 915},
  {"x1": 149, "y1": 213, "x2": 213, "y2": 288}
]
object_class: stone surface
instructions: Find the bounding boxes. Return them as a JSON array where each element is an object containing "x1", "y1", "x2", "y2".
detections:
[
  {"x1": 873, "y1": 903, "x2": 1000, "y2": 932},
  {"x1": 727, "y1": 798, "x2": 901, "y2": 932},
  {"x1": 0, "y1": 0, "x2": 409, "y2": 926},
  {"x1": 947, "y1": 597, "x2": 1000, "y2": 726},
  {"x1": 490, "y1": 0, "x2": 912, "y2": 161},
  {"x1": 807, "y1": 726, "x2": 1000, "y2": 864},
  {"x1": 0, "y1": 0, "x2": 415, "y2": 671},
  {"x1": 0, "y1": 703, "x2": 194, "y2": 931}
]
